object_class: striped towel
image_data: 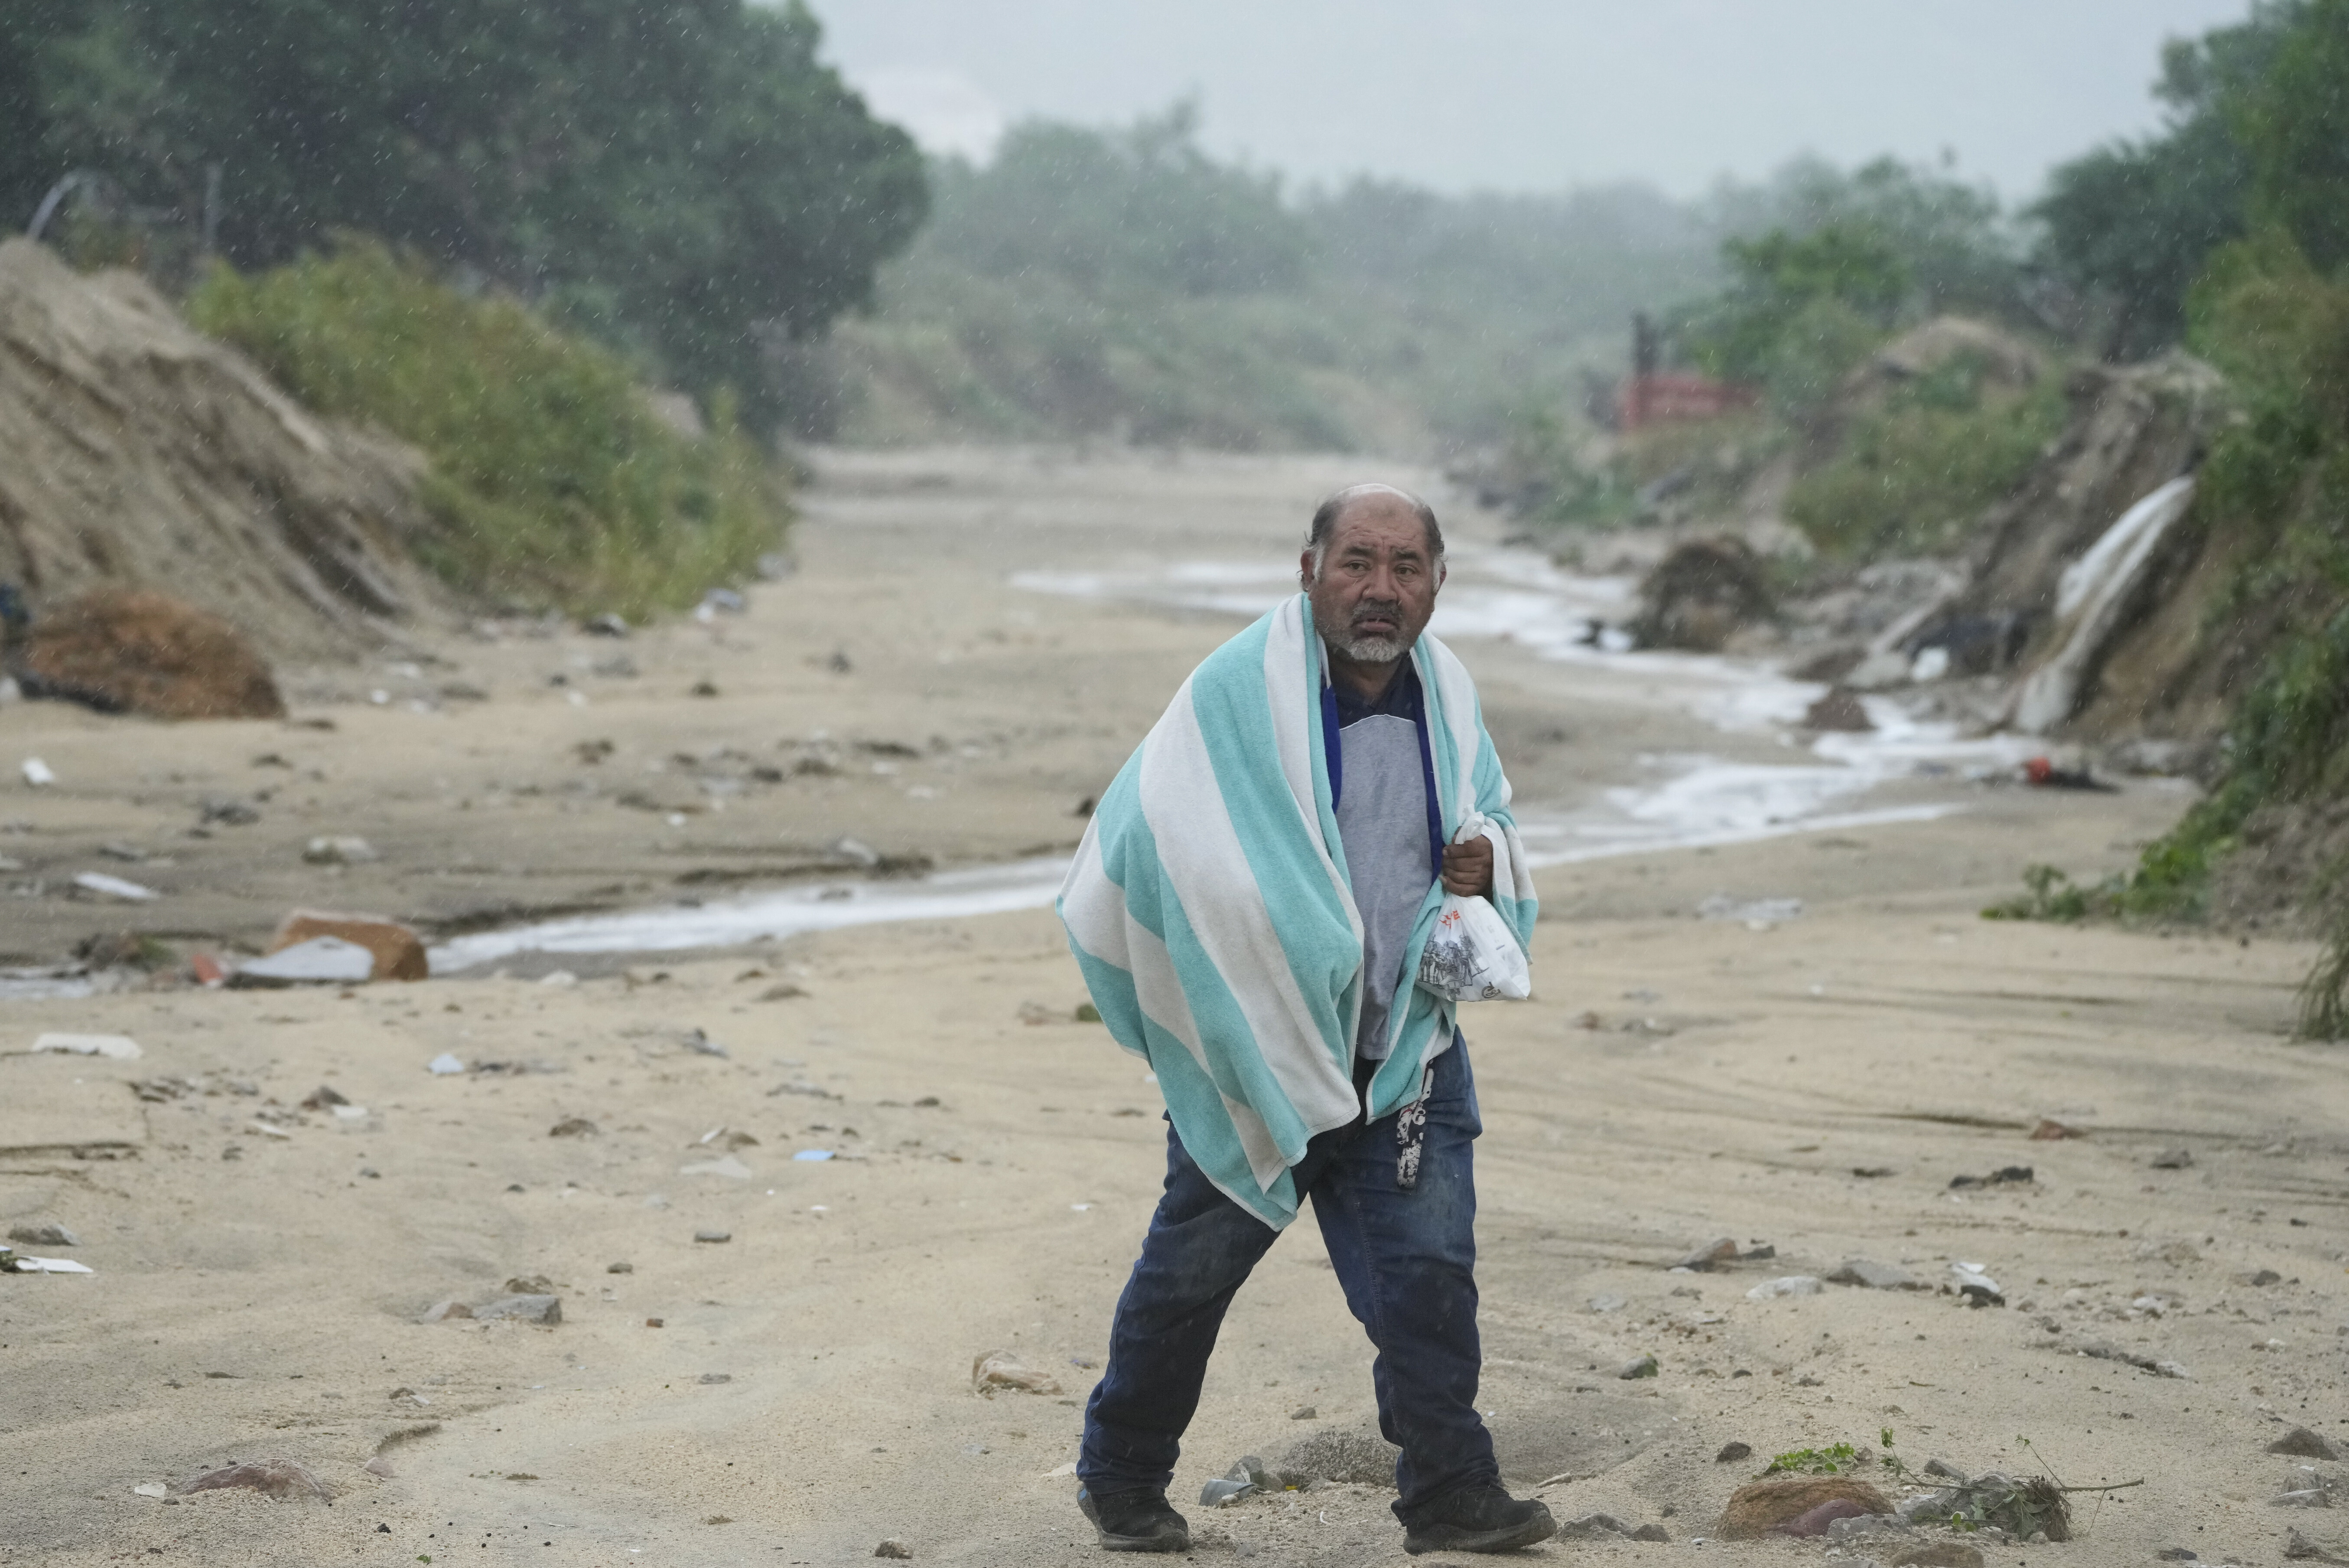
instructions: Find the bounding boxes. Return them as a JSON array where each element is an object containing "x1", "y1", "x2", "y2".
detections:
[{"x1": 1058, "y1": 593, "x2": 1536, "y2": 1228}]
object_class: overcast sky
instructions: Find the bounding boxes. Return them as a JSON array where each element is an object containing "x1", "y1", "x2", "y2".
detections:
[{"x1": 811, "y1": 0, "x2": 2253, "y2": 201}]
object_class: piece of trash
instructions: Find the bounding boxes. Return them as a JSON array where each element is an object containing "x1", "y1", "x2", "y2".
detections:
[
  {"x1": 269, "y1": 911, "x2": 427, "y2": 981},
  {"x1": 1200, "y1": 1455, "x2": 1263, "y2": 1508},
  {"x1": 0, "y1": 1246, "x2": 92, "y2": 1274},
  {"x1": 972, "y1": 1350, "x2": 1064, "y2": 1396},
  {"x1": 2021, "y1": 757, "x2": 2117, "y2": 792},
  {"x1": 1950, "y1": 1261, "x2": 2004, "y2": 1306},
  {"x1": 20, "y1": 757, "x2": 53, "y2": 787},
  {"x1": 180, "y1": 1459, "x2": 332, "y2": 1503},
  {"x1": 426, "y1": 1053, "x2": 465, "y2": 1076},
  {"x1": 693, "y1": 1230, "x2": 731, "y2": 1243},
  {"x1": 133, "y1": 1481, "x2": 166, "y2": 1498},
  {"x1": 1618, "y1": 1353, "x2": 1659, "y2": 1379},
  {"x1": 29, "y1": 1031, "x2": 141, "y2": 1061},
  {"x1": 1746, "y1": 1275, "x2": 1825, "y2": 1301},
  {"x1": 679, "y1": 1154, "x2": 753, "y2": 1179},
  {"x1": 1948, "y1": 1165, "x2": 2034, "y2": 1189},
  {"x1": 231, "y1": 935, "x2": 375, "y2": 987},
  {"x1": 302, "y1": 835, "x2": 379, "y2": 865},
  {"x1": 794, "y1": 1148, "x2": 835, "y2": 1162},
  {"x1": 73, "y1": 871, "x2": 157, "y2": 902}
]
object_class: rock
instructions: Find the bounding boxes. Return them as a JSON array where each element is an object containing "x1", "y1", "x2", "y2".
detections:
[
  {"x1": 682, "y1": 1027, "x2": 729, "y2": 1057},
  {"x1": 874, "y1": 1542, "x2": 912, "y2": 1560},
  {"x1": 1289, "y1": 1405, "x2": 1316, "y2": 1420},
  {"x1": 1890, "y1": 1545, "x2": 1985, "y2": 1568},
  {"x1": 7, "y1": 1222, "x2": 78, "y2": 1247},
  {"x1": 1716, "y1": 1441, "x2": 1752, "y2": 1463},
  {"x1": 1587, "y1": 1293, "x2": 1626, "y2": 1313},
  {"x1": 1948, "y1": 1165, "x2": 2033, "y2": 1189},
  {"x1": 230, "y1": 935, "x2": 374, "y2": 987},
  {"x1": 1828, "y1": 1258, "x2": 1919, "y2": 1290},
  {"x1": 1556, "y1": 1513, "x2": 1633, "y2": 1539},
  {"x1": 550, "y1": 1117, "x2": 598, "y2": 1137},
  {"x1": 1922, "y1": 1458, "x2": 1970, "y2": 1483},
  {"x1": 14, "y1": 589, "x2": 285, "y2": 720},
  {"x1": 971, "y1": 1350, "x2": 1064, "y2": 1396},
  {"x1": 2287, "y1": 1526, "x2": 2349, "y2": 1561},
  {"x1": 2274, "y1": 1428, "x2": 2346, "y2": 1461},
  {"x1": 2157, "y1": 1550, "x2": 2200, "y2": 1562},
  {"x1": 179, "y1": 1458, "x2": 330, "y2": 1502},
  {"x1": 2243, "y1": 1268, "x2": 2285, "y2": 1287},
  {"x1": 419, "y1": 1299, "x2": 472, "y2": 1322},
  {"x1": 200, "y1": 797, "x2": 261, "y2": 826},
  {"x1": 504, "y1": 1274, "x2": 555, "y2": 1294},
  {"x1": 427, "y1": 1053, "x2": 465, "y2": 1075},
  {"x1": 1628, "y1": 1522, "x2": 1669, "y2": 1542},
  {"x1": 1718, "y1": 1478, "x2": 1893, "y2": 1540},
  {"x1": 692, "y1": 1230, "x2": 731, "y2": 1243},
  {"x1": 475, "y1": 1294, "x2": 561, "y2": 1325},
  {"x1": 2151, "y1": 1147, "x2": 2194, "y2": 1169},
  {"x1": 1827, "y1": 1513, "x2": 1911, "y2": 1542},
  {"x1": 1802, "y1": 689, "x2": 1874, "y2": 732},
  {"x1": 299, "y1": 1085, "x2": 349, "y2": 1110},
  {"x1": 1672, "y1": 1236, "x2": 1739, "y2": 1271},
  {"x1": 302, "y1": 835, "x2": 379, "y2": 865},
  {"x1": 19, "y1": 757, "x2": 52, "y2": 787},
  {"x1": 606, "y1": 1261, "x2": 633, "y2": 1274},
  {"x1": 1632, "y1": 537, "x2": 1773, "y2": 652},
  {"x1": 1949, "y1": 1262, "x2": 2004, "y2": 1306},
  {"x1": 1617, "y1": 1353, "x2": 1659, "y2": 1379},
  {"x1": 269, "y1": 910, "x2": 428, "y2": 981},
  {"x1": 1278, "y1": 1427, "x2": 1400, "y2": 1487},
  {"x1": 1746, "y1": 1275, "x2": 1825, "y2": 1301},
  {"x1": 2029, "y1": 1117, "x2": 2086, "y2": 1139},
  {"x1": 698, "y1": 1373, "x2": 732, "y2": 1385},
  {"x1": 2276, "y1": 1488, "x2": 2335, "y2": 1509}
]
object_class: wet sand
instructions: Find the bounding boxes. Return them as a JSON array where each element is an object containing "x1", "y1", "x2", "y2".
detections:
[{"x1": 0, "y1": 449, "x2": 2339, "y2": 1567}]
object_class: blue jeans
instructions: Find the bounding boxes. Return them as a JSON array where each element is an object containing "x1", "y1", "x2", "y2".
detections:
[{"x1": 1080, "y1": 1038, "x2": 1495, "y2": 1519}]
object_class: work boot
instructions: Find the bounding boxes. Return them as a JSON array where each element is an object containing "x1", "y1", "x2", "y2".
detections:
[
  {"x1": 1401, "y1": 1483, "x2": 1557, "y2": 1555},
  {"x1": 1077, "y1": 1486, "x2": 1192, "y2": 1553}
]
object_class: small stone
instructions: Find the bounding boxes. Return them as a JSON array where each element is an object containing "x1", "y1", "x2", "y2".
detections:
[
  {"x1": 1827, "y1": 1258, "x2": 1919, "y2": 1290},
  {"x1": 693, "y1": 1230, "x2": 731, "y2": 1243},
  {"x1": 1671, "y1": 1237, "x2": 1738, "y2": 1271},
  {"x1": 2244, "y1": 1268, "x2": 2285, "y2": 1287},
  {"x1": 550, "y1": 1117, "x2": 598, "y2": 1137},
  {"x1": 1555, "y1": 1513, "x2": 1631, "y2": 1539},
  {"x1": 1716, "y1": 1441, "x2": 1752, "y2": 1463},
  {"x1": 1588, "y1": 1293, "x2": 1626, "y2": 1313},
  {"x1": 2157, "y1": 1550, "x2": 2199, "y2": 1561},
  {"x1": 7, "y1": 1223, "x2": 78, "y2": 1248},
  {"x1": 1746, "y1": 1275, "x2": 1824, "y2": 1301},
  {"x1": 1290, "y1": 1405, "x2": 1316, "y2": 1420},
  {"x1": 419, "y1": 1299, "x2": 473, "y2": 1323},
  {"x1": 607, "y1": 1261, "x2": 634, "y2": 1274},
  {"x1": 874, "y1": 1543, "x2": 912, "y2": 1561},
  {"x1": 699, "y1": 1373, "x2": 732, "y2": 1385},
  {"x1": 504, "y1": 1274, "x2": 556, "y2": 1295},
  {"x1": 301, "y1": 835, "x2": 379, "y2": 865},
  {"x1": 475, "y1": 1294, "x2": 562, "y2": 1325},
  {"x1": 1630, "y1": 1523, "x2": 1669, "y2": 1541},
  {"x1": 2151, "y1": 1147, "x2": 2194, "y2": 1169},
  {"x1": 2274, "y1": 1427, "x2": 2346, "y2": 1460},
  {"x1": 1617, "y1": 1353, "x2": 1659, "y2": 1379}
]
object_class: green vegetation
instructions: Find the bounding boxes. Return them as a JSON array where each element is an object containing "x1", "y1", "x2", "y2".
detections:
[
  {"x1": 1763, "y1": 1442, "x2": 1863, "y2": 1476},
  {"x1": 1784, "y1": 352, "x2": 2066, "y2": 560},
  {"x1": 189, "y1": 243, "x2": 784, "y2": 618},
  {"x1": 6, "y1": 0, "x2": 926, "y2": 418},
  {"x1": 820, "y1": 104, "x2": 1720, "y2": 450}
]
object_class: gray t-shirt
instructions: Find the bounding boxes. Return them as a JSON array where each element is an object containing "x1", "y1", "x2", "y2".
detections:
[{"x1": 1333, "y1": 709, "x2": 1435, "y2": 1060}]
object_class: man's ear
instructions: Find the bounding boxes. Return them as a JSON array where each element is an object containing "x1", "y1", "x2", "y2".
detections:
[{"x1": 1298, "y1": 549, "x2": 1317, "y2": 589}]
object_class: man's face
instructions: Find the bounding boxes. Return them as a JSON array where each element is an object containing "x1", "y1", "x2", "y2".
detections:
[{"x1": 1300, "y1": 498, "x2": 1444, "y2": 664}]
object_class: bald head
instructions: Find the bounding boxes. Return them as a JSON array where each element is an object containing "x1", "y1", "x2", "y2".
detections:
[{"x1": 1306, "y1": 483, "x2": 1445, "y2": 567}]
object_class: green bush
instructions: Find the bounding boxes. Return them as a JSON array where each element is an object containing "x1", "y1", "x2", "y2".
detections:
[
  {"x1": 189, "y1": 241, "x2": 784, "y2": 619},
  {"x1": 1784, "y1": 352, "x2": 2065, "y2": 560}
]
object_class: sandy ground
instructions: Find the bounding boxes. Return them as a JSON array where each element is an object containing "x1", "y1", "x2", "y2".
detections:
[{"x1": 1, "y1": 449, "x2": 2342, "y2": 1567}]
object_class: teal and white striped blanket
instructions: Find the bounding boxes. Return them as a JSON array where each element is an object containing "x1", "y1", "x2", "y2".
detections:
[{"x1": 1058, "y1": 593, "x2": 1536, "y2": 1228}]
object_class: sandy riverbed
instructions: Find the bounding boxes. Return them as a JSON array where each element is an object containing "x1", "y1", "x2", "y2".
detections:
[{"x1": 0, "y1": 449, "x2": 2339, "y2": 1567}]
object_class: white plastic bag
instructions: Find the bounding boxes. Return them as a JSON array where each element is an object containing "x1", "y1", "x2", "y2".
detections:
[{"x1": 1414, "y1": 819, "x2": 1531, "y2": 1002}]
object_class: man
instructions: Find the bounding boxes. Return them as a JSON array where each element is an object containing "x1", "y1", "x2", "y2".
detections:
[{"x1": 1057, "y1": 483, "x2": 1552, "y2": 1555}]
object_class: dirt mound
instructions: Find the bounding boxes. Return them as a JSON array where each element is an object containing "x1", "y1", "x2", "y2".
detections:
[
  {"x1": 0, "y1": 239, "x2": 450, "y2": 662},
  {"x1": 1632, "y1": 537, "x2": 1773, "y2": 651},
  {"x1": 14, "y1": 589, "x2": 283, "y2": 719}
]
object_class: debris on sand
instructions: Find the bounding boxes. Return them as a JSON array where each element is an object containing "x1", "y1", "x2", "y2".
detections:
[
  {"x1": 2072, "y1": 1340, "x2": 2190, "y2": 1378},
  {"x1": 1827, "y1": 1258, "x2": 1920, "y2": 1290},
  {"x1": 1617, "y1": 1353, "x2": 1659, "y2": 1379},
  {"x1": 269, "y1": 911, "x2": 428, "y2": 981},
  {"x1": 1746, "y1": 1275, "x2": 1824, "y2": 1301},
  {"x1": 2029, "y1": 1118, "x2": 2086, "y2": 1140},
  {"x1": 72, "y1": 871, "x2": 157, "y2": 902},
  {"x1": 1716, "y1": 1442, "x2": 1753, "y2": 1463},
  {"x1": 302, "y1": 835, "x2": 380, "y2": 866},
  {"x1": 179, "y1": 1458, "x2": 332, "y2": 1502},
  {"x1": 1200, "y1": 1455, "x2": 1265, "y2": 1507},
  {"x1": 13, "y1": 590, "x2": 284, "y2": 719},
  {"x1": 2151, "y1": 1147, "x2": 2194, "y2": 1169},
  {"x1": 475, "y1": 1293, "x2": 562, "y2": 1325},
  {"x1": 229, "y1": 935, "x2": 374, "y2": 987},
  {"x1": 1948, "y1": 1165, "x2": 2033, "y2": 1190},
  {"x1": 550, "y1": 1117, "x2": 598, "y2": 1138},
  {"x1": 2274, "y1": 1428, "x2": 2346, "y2": 1461},
  {"x1": 1908, "y1": 1472, "x2": 2073, "y2": 1540},
  {"x1": 1949, "y1": 1262, "x2": 2005, "y2": 1307},
  {"x1": 1672, "y1": 1237, "x2": 1737, "y2": 1271},
  {"x1": 7, "y1": 1222, "x2": 78, "y2": 1247},
  {"x1": 28, "y1": 1031, "x2": 141, "y2": 1060},
  {"x1": 874, "y1": 1542, "x2": 912, "y2": 1560},
  {"x1": 971, "y1": 1350, "x2": 1063, "y2": 1397},
  {"x1": 1717, "y1": 1477, "x2": 1892, "y2": 1539}
]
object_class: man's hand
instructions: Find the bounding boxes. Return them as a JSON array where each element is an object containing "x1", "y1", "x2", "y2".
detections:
[{"x1": 1441, "y1": 835, "x2": 1493, "y2": 898}]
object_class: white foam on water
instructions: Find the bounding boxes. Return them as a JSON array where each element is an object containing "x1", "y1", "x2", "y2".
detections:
[{"x1": 429, "y1": 856, "x2": 1072, "y2": 972}]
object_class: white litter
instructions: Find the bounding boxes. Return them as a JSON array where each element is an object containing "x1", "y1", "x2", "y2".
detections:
[
  {"x1": 236, "y1": 936, "x2": 374, "y2": 985},
  {"x1": 793, "y1": 1149, "x2": 835, "y2": 1162},
  {"x1": 249, "y1": 1120, "x2": 292, "y2": 1139},
  {"x1": 8, "y1": 1255, "x2": 92, "y2": 1273},
  {"x1": 30, "y1": 1031, "x2": 141, "y2": 1060},
  {"x1": 426, "y1": 1053, "x2": 465, "y2": 1076},
  {"x1": 331, "y1": 1104, "x2": 368, "y2": 1121},
  {"x1": 73, "y1": 871, "x2": 157, "y2": 901},
  {"x1": 20, "y1": 757, "x2": 53, "y2": 787},
  {"x1": 133, "y1": 1482, "x2": 166, "y2": 1498}
]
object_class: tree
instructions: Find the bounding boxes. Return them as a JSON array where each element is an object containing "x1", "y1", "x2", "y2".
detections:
[{"x1": 22, "y1": 0, "x2": 927, "y2": 412}]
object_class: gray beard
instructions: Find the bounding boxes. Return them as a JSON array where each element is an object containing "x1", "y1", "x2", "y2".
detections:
[{"x1": 1332, "y1": 632, "x2": 1409, "y2": 664}]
